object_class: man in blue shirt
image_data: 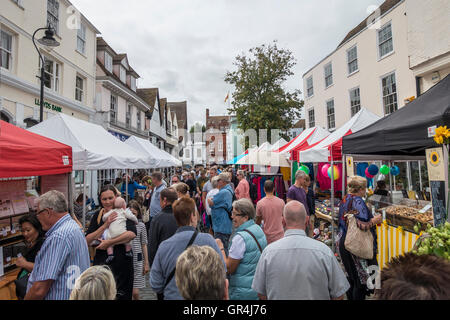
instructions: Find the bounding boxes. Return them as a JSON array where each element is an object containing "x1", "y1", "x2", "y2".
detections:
[
  {"x1": 121, "y1": 175, "x2": 146, "y2": 199},
  {"x1": 25, "y1": 190, "x2": 90, "y2": 300},
  {"x1": 150, "y1": 197, "x2": 225, "y2": 300},
  {"x1": 149, "y1": 171, "x2": 166, "y2": 225},
  {"x1": 208, "y1": 172, "x2": 234, "y2": 255}
]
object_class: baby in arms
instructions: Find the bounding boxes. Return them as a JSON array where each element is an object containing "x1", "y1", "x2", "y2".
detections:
[{"x1": 102, "y1": 197, "x2": 137, "y2": 263}]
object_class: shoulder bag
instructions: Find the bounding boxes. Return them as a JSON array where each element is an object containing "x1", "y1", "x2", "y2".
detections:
[{"x1": 344, "y1": 196, "x2": 374, "y2": 260}]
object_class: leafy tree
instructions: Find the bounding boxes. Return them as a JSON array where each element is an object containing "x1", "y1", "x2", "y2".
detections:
[{"x1": 225, "y1": 41, "x2": 303, "y2": 148}]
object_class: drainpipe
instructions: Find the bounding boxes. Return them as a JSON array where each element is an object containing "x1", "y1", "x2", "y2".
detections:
[{"x1": 416, "y1": 76, "x2": 421, "y2": 98}]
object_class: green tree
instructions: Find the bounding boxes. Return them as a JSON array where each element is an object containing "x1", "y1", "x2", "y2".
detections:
[
  {"x1": 190, "y1": 122, "x2": 206, "y2": 133},
  {"x1": 225, "y1": 41, "x2": 304, "y2": 148}
]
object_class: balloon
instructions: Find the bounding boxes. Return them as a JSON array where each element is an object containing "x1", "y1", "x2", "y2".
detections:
[
  {"x1": 380, "y1": 165, "x2": 390, "y2": 175},
  {"x1": 368, "y1": 164, "x2": 379, "y2": 176},
  {"x1": 321, "y1": 164, "x2": 330, "y2": 177},
  {"x1": 327, "y1": 165, "x2": 340, "y2": 180},
  {"x1": 299, "y1": 165, "x2": 310, "y2": 175},
  {"x1": 390, "y1": 166, "x2": 400, "y2": 176},
  {"x1": 365, "y1": 167, "x2": 374, "y2": 179}
]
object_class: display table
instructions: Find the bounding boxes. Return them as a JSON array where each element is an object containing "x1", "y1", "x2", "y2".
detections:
[{"x1": 0, "y1": 269, "x2": 19, "y2": 300}]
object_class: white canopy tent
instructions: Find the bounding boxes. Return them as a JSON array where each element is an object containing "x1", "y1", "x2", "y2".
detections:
[
  {"x1": 257, "y1": 141, "x2": 272, "y2": 151},
  {"x1": 269, "y1": 138, "x2": 288, "y2": 151},
  {"x1": 29, "y1": 113, "x2": 157, "y2": 170},
  {"x1": 125, "y1": 136, "x2": 182, "y2": 168},
  {"x1": 236, "y1": 149, "x2": 290, "y2": 167}
]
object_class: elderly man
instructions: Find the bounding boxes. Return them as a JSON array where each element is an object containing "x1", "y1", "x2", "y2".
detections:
[
  {"x1": 25, "y1": 190, "x2": 90, "y2": 300},
  {"x1": 252, "y1": 201, "x2": 350, "y2": 300},
  {"x1": 202, "y1": 167, "x2": 218, "y2": 207},
  {"x1": 149, "y1": 171, "x2": 166, "y2": 228},
  {"x1": 207, "y1": 172, "x2": 234, "y2": 255}
]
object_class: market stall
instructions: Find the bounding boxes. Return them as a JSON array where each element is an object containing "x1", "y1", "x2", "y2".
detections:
[
  {"x1": 28, "y1": 113, "x2": 158, "y2": 227},
  {"x1": 342, "y1": 74, "x2": 450, "y2": 265},
  {"x1": 269, "y1": 138, "x2": 288, "y2": 151},
  {"x1": 0, "y1": 120, "x2": 73, "y2": 299},
  {"x1": 291, "y1": 108, "x2": 381, "y2": 251},
  {"x1": 125, "y1": 136, "x2": 182, "y2": 168},
  {"x1": 274, "y1": 127, "x2": 329, "y2": 155}
]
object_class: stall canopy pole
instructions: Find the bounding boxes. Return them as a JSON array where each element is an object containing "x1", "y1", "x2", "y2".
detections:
[
  {"x1": 125, "y1": 169, "x2": 129, "y2": 203},
  {"x1": 406, "y1": 161, "x2": 412, "y2": 191},
  {"x1": 393, "y1": 162, "x2": 396, "y2": 191},
  {"x1": 82, "y1": 170, "x2": 87, "y2": 228},
  {"x1": 342, "y1": 155, "x2": 346, "y2": 200},
  {"x1": 389, "y1": 161, "x2": 393, "y2": 194},
  {"x1": 418, "y1": 160, "x2": 423, "y2": 191},
  {"x1": 69, "y1": 172, "x2": 74, "y2": 222},
  {"x1": 330, "y1": 146, "x2": 335, "y2": 254}
]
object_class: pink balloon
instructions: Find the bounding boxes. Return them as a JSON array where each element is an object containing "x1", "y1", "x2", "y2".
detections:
[
  {"x1": 365, "y1": 167, "x2": 374, "y2": 179},
  {"x1": 321, "y1": 164, "x2": 330, "y2": 177}
]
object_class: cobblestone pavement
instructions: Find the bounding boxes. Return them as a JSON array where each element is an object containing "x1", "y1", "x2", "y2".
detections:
[{"x1": 138, "y1": 274, "x2": 157, "y2": 300}]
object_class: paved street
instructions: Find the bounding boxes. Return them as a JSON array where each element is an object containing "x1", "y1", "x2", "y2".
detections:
[{"x1": 139, "y1": 274, "x2": 157, "y2": 300}]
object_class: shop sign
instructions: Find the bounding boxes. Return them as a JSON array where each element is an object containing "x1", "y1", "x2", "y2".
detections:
[
  {"x1": 346, "y1": 156, "x2": 354, "y2": 177},
  {"x1": 35, "y1": 98, "x2": 62, "y2": 113},
  {"x1": 109, "y1": 130, "x2": 129, "y2": 142}
]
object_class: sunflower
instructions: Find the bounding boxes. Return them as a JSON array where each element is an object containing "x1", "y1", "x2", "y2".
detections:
[{"x1": 433, "y1": 126, "x2": 450, "y2": 145}]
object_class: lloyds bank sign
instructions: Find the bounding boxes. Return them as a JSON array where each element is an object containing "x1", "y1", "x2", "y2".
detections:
[{"x1": 35, "y1": 98, "x2": 63, "y2": 113}]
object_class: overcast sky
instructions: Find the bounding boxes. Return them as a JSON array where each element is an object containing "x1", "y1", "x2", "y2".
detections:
[{"x1": 71, "y1": 0, "x2": 385, "y2": 128}]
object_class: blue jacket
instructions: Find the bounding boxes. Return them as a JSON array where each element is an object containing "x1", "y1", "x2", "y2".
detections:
[
  {"x1": 211, "y1": 184, "x2": 234, "y2": 235},
  {"x1": 229, "y1": 219, "x2": 267, "y2": 300},
  {"x1": 121, "y1": 180, "x2": 146, "y2": 199}
]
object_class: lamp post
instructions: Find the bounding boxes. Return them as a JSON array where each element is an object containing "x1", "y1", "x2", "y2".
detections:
[{"x1": 32, "y1": 26, "x2": 60, "y2": 123}]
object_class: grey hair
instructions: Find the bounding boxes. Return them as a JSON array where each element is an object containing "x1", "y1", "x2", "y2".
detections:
[
  {"x1": 217, "y1": 172, "x2": 230, "y2": 183},
  {"x1": 232, "y1": 198, "x2": 255, "y2": 220},
  {"x1": 295, "y1": 170, "x2": 307, "y2": 181},
  {"x1": 211, "y1": 176, "x2": 220, "y2": 189},
  {"x1": 37, "y1": 190, "x2": 67, "y2": 213},
  {"x1": 70, "y1": 265, "x2": 116, "y2": 300}
]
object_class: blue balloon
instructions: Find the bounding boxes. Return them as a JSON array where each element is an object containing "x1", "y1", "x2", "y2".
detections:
[
  {"x1": 368, "y1": 164, "x2": 379, "y2": 176},
  {"x1": 390, "y1": 166, "x2": 400, "y2": 176}
]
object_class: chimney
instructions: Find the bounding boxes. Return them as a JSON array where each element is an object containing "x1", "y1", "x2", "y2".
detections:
[{"x1": 206, "y1": 108, "x2": 210, "y2": 120}]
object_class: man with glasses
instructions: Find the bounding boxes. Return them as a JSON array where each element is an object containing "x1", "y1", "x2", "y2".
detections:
[
  {"x1": 171, "y1": 175, "x2": 180, "y2": 185},
  {"x1": 25, "y1": 190, "x2": 90, "y2": 300}
]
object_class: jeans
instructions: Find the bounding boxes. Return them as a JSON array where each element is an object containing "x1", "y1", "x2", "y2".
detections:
[{"x1": 214, "y1": 232, "x2": 231, "y2": 256}]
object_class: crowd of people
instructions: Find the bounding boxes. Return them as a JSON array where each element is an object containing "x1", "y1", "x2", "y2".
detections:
[{"x1": 14, "y1": 165, "x2": 450, "y2": 300}]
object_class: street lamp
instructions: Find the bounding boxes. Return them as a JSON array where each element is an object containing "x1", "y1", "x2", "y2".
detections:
[{"x1": 32, "y1": 26, "x2": 60, "y2": 123}]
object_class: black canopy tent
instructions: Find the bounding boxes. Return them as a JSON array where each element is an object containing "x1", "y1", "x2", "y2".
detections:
[{"x1": 342, "y1": 74, "x2": 450, "y2": 157}]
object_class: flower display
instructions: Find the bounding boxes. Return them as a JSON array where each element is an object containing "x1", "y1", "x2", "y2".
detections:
[{"x1": 433, "y1": 125, "x2": 450, "y2": 145}]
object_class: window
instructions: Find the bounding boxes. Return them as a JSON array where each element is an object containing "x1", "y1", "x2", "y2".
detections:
[
  {"x1": 350, "y1": 87, "x2": 361, "y2": 117},
  {"x1": 306, "y1": 76, "x2": 314, "y2": 97},
  {"x1": 120, "y1": 67, "x2": 126, "y2": 83},
  {"x1": 209, "y1": 142, "x2": 215, "y2": 151},
  {"x1": 218, "y1": 141, "x2": 223, "y2": 152},
  {"x1": 1, "y1": 30, "x2": 12, "y2": 70},
  {"x1": 126, "y1": 104, "x2": 131, "y2": 128},
  {"x1": 186, "y1": 149, "x2": 190, "y2": 159},
  {"x1": 326, "y1": 99, "x2": 335, "y2": 130},
  {"x1": 347, "y1": 46, "x2": 358, "y2": 74},
  {"x1": 308, "y1": 109, "x2": 315, "y2": 128},
  {"x1": 378, "y1": 22, "x2": 393, "y2": 58},
  {"x1": 382, "y1": 73, "x2": 398, "y2": 115},
  {"x1": 105, "y1": 52, "x2": 113, "y2": 72},
  {"x1": 75, "y1": 76, "x2": 83, "y2": 102},
  {"x1": 47, "y1": 0, "x2": 59, "y2": 34},
  {"x1": 43, "y1": 56, "x2": 60, "y2": 92},
  {"x1": 137, "y1": 111, "x2": 141, "y2": 129},
  {"x1": 110, "y1": 95, "x2": 117, "y2": 123},
  {"x1": 197, "y1": 149, "x2": 201, "y2": 158},
  {"x1": 130, "y1": 76, "x2": 136, "y2": 91},
  {"x1": 77, "y1": 23, "x2": 86, "y2": 54},
  {"x1": 324, "y1": 63, "x2": 333, "y2": 88}
]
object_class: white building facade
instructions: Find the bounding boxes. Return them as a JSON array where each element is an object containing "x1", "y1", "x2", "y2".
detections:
[
  {"x1": 303, "y1": 0, "x2": 418, "y2": 131},
  {"x1": 1, "y1": 0, "x2": 100, "y2": 127}
]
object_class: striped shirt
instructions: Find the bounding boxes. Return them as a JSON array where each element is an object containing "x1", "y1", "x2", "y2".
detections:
[{"x1": 27, "y1": 214, "x2": 90, "y2": 300}]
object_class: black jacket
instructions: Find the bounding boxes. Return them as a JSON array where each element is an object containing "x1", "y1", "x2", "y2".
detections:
[{"x1": 148, "y1": 205, "x2": 178, "y2": 267}]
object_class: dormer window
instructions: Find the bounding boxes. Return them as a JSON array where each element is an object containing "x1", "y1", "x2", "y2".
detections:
[
  {"x1": 105, "y1": 52, "x2": 113, "y2": 72},
  {"x1": 131, "y1": 76, "x2": 136, "y2": 91},
  {"x1": 120, "y1": 66, "x2": 126, "y2": 83}
]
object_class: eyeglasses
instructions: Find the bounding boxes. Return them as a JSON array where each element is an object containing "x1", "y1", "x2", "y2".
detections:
[{"x1": 36, "y1": 208, "x2": 49, "y2": 216}]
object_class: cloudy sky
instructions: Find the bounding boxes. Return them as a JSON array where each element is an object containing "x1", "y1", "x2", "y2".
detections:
[{"x1": 71, "y1": 0, "x2": 385, "y2": 128}]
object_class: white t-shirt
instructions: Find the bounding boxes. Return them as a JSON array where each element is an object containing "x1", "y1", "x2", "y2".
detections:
[
  {"x1": 205, "y1": 188, "x2": 219, "y2": 216},
  {"x1": 229, "y1": 234, "x2": 246, "y2": 260}
]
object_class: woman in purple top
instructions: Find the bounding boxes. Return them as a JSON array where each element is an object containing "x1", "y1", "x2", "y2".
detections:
[
  {"x1": 337, "y1": 176, "x2": 382, "y2": 301},
  {"x1": 286, "y1": 170, "x2": 310, "y2": 216}
]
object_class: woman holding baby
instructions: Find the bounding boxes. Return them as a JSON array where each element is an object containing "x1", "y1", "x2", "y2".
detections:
[{"x1": 85, "y1": 185, "x2": 137, "y2": 300}]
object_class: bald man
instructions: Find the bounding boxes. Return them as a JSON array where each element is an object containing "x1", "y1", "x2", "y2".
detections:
[{"x1": 252, "y1": 201, "x2": 350, "y2": 300}]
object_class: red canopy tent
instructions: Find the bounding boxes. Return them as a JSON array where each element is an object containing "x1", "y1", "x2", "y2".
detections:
[{"x1": 0, "y1": 120, "x2": 72, "y2": 178}]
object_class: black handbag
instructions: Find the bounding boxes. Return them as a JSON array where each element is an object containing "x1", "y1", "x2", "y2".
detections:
[{"x1": 14, "y1": 272, "x2": 30, "y2": 300}]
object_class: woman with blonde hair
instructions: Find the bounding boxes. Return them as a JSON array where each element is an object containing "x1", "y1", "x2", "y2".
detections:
[
  {"x1": 172, "y1": 182, "x2": 190, "y2": 199},
  {"x1": 337, "y1": 176, "x2": 382, "y2": 300},
  {"x1": 70, "y1": 265, "x2": 116, "y2": 300}
]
